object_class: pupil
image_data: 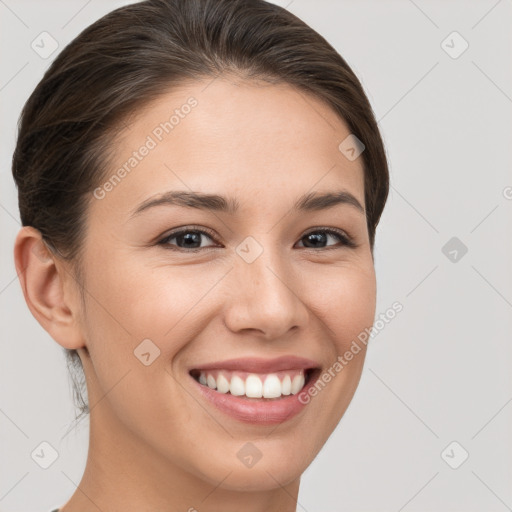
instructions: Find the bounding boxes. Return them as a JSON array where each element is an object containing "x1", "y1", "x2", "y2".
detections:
[
  {"x1": 179, "y1": 232, "x2": 201, "y2": 248},
  {"x1": 304, "y1": 232, "x2": 326, "y2": 248}
]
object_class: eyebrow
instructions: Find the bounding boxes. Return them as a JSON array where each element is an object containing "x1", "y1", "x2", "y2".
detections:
[{"x1": 130, "y1": 189, "x2": 365, "y2": 218}]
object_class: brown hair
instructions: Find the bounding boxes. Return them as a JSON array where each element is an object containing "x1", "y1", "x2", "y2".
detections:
[{"x1": 12, "y1": 0, "x2": 389, "y2": 422}]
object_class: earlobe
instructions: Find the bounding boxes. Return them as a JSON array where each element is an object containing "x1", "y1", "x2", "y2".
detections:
[{"x1": 13, "y1": 226, "x2": 85, "y2": 350}]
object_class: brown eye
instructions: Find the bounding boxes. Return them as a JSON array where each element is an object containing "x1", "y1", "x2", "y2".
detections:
[
  {"x1": 159, "y1": 228, "x2": 218, "y2": 251},
  {"x1": 296, "y1": 229, "x2": 356, "y2": 249}
]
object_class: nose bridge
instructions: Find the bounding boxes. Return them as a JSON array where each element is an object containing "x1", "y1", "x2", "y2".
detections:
[{"x1": 224, "y1": 237, "x2": 308, "y2": 338}]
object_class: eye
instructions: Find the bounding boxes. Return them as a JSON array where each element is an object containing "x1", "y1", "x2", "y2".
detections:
[
  {"x1": 157, "y1": 226, "x2": 356, "y2": 252},
  {"x1": 158, "y1": 227, "x2": 219, "y2": 251},
  {"x1": 296, "y1": 228, "x2": 356, "y2": 249}
]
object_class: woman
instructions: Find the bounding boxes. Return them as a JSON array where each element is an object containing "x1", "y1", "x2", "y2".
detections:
[{"x1": 12, "y1": 0, "x2": 389, "y2": 510}]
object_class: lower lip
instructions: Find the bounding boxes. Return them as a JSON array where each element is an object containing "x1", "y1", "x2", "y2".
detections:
[{"x1": 191, "y1": 372, "x2": 319, "y2": 425}]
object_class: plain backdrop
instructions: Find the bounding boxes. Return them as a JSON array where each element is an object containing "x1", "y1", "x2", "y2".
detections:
[{"x1": 1, "y1": 1, "x2": 511, "y2": 511}]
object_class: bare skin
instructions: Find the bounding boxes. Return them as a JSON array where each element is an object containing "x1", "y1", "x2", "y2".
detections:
[{"x1": 14, "y1": 76, "x2": 376, "y2": 512}]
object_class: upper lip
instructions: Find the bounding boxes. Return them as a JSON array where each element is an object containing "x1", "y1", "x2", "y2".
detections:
[{"x1": 190, "y1": 356, "x2": 320, "y2": 374}]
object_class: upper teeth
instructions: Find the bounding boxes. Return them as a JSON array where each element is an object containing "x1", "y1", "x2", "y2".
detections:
[{"x1": 197, "y1": 370, "x2": 306, "y2": 398}]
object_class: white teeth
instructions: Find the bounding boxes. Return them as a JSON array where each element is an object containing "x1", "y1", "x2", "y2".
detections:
[
  {"x1": 216, "y1": 373, "x2": 230, "y2": 394},
  {"x1": 206, "y1": 374, "x2": 217, "y2": 389},
  {"x1": 230, "y1": 375, "x2": 245, "y2": 396},
  {"x1": 263, "y1": 374, "x2": 282, "y2": 398},
  {"x1": 291, "y1": 374, "x2": 305, "y2": 395},
  {"x1": 245, "y1": 375, "x2": 263, "y2": 398},
  {"x1": 196, "y1": 370, "x2": 309, "y2": 398},
  {"x1": 281, "y1": 375, "x2": 291, "y2": 395}
]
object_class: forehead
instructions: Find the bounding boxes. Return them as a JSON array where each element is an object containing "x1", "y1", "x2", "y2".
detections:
[{"x1": 92, "y1": 77, "x2": 365, "y2": 219}]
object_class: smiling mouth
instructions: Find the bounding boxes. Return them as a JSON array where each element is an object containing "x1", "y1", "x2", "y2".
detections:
[{"x1": 189, "y1": 368, "x2": 318, "y2": 400}]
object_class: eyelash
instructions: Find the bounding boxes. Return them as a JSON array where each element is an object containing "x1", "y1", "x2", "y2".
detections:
[{"x1": 157, "y1": 225, "x2": 357, "y2": 252}]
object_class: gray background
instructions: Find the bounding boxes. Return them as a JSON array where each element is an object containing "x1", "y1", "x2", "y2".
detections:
[{"x1": 1, "y1": 0, "x2": 511, "y2": 510}]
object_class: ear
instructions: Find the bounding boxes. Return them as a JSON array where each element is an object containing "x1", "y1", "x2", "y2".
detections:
[{"x1": 14, "y1": 226, "x2": 85, "y2": 350}]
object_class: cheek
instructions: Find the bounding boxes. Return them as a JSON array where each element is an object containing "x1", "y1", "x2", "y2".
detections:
[
  {"x1": 77, "y1": 255, "x2": 207, "y2": 431},
  {"x1": 303, "y1": 259, "x2": 376, "y2": 350},
  {"x1": 82, "y1": 251, "x2": 214, "y2": 346},
  {"x1": 78, "y1": 254, "x2": 228, "y2": 419},
  {"x1": 285, "y1": 260, "x2": 376, "y2": 454}
]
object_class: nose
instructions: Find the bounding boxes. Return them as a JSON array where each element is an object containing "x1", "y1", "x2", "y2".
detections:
[{"x1": 223, "y1": 246, "x2": 309, "y2": 340}]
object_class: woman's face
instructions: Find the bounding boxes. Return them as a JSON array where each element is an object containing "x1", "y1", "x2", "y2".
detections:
[{"x1": 75, "y1": 76, "x2": 376, "y2": 490}]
